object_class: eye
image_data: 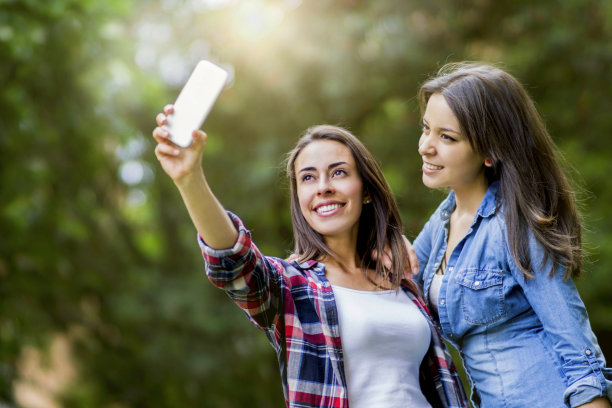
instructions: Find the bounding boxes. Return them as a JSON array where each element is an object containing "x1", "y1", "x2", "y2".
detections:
[
  {"x1": 332, "y1": 168, "x2": 347, "y2": 177},
  {"x1": 300, "y1": 174, "x2": 314, "y2": 182},
  {"x1": 421, "y1": 122, "x2": 430, "y2": 133},
  {"x1": 441, "y1": 133, "x2": 457, "y2": 142}
]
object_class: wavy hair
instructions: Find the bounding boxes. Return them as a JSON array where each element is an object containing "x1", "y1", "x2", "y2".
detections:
[
  {"x1": 285, "y1": 125, "x2": 409, "y2": 288},
  {"x1": 419, "y1": 62, "x2": 582, "y2": 279}
]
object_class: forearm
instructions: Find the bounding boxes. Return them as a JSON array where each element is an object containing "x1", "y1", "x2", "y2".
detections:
[
  {"x1": 577, "y1": 397, "x2": 611, "y2": 408},
  {"x1": 153, "y1": 106, "x2": 238, "y2": 250},
  {"x1": 175, "y1": 169, "x2": 238, "y2": 249}
]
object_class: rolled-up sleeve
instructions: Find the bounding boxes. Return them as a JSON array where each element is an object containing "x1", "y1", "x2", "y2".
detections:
[{"x1": 199, "y1": 212, "x2": 282, "y2": 331}]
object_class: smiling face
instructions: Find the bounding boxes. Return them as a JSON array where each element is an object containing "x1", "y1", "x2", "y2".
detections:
[
  {"x1": 294, "y1": 140, "x2": 364, "y2": 241},
  {"x1": 418, "y1": 93, "x2": 490, "y2": 196}
]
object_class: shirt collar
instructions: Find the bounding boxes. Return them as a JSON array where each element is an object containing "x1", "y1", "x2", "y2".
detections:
[
  {"x1": 478, "y1": 180, "x2": 499, "y2": 218},
  {"x1": 296, "y1": 259, "x2": 325, "y2": 274}
]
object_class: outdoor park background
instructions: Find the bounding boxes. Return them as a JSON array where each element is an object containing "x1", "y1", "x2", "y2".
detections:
[{"x1": 1, "y1": 0, "x2": 611, "y2": 407}]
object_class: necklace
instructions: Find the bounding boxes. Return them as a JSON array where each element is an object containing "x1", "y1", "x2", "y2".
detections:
[{"x1": 437, "y1": 250, "x2": 447, "y2": 275}]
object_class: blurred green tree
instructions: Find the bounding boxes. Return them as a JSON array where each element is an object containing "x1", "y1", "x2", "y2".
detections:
[{"x1": 1, "y1": 0, "x2": 611, "y2": 406}]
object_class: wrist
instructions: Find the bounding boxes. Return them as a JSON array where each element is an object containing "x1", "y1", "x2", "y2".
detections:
[{"x1": 174, "y1": 167, "x2": 206, "y2": 190}]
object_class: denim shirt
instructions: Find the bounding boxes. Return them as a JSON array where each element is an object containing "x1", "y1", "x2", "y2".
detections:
[{"x1": 413, "y1": 181, "x2": 612, "y2": 408}]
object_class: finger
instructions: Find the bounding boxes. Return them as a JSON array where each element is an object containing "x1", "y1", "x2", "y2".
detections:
[
  {"x1": 373, "y1": 248, "x2": 393, "y2": 271},
  {"x1": 408, "y1": 246, "x2": 419, "y2": 276},
  {"x1": 382, "y1": 256, "x2": 392, "y2": 272},
  {"x1": 155, "y1": 143, "x2": 180, "y2": 158},
  {"x1": 156, "y1": 112, "x2": 167, "y2": 126},
  {"x1": 152, "y1": 126, "x2": 171, "y2": 143},
  {"x1": 383, "y1": 246, "x2": 392, "y2": 259},
  {"x1": 371, "y1": 248, "x2": 378, "y2": 261},
  {"x1": 191, "y1": 130, "x2": 208, "y2": 147},
  {"x1": 383, "y1": 246, "x2": 393, "y2": 270},
  {"x1": 164, "y1": 104, "x2": 174, "y2": 115},
  {"x1": 401, "y1": 235, "x2": 419, "y2": 276}
]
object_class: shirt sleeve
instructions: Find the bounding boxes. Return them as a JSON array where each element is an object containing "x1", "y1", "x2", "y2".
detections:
[
  {"x1": 413, "y1": 217, "x2": 434, "y2": 289},
  {"x1": 199, "y1": 211, "x2": 283, "y2": 331},
  {"x1": 506, "y1": 232, "x2": 612, "y2": 407}
]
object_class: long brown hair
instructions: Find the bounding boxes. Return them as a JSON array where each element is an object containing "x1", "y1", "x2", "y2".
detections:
[
  {"x1": 285, "y1": 125, "x2": 408, "y2": 288},
  {"x1": 419, "y1": 62, "x2": 582, "y2": 279}
]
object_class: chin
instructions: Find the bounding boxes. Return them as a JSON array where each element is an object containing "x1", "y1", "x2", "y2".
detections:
[{"x1": 422, "y1": 176, "x2": 439, "y2": 189}]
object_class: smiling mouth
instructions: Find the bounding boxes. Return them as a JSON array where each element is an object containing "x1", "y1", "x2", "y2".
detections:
[
  {"x1": 423, "y1": 162, "x2": 443, "y2": 170},
  {"x1": 315, "y1": 203, "x2": 343, "y2": 215}
]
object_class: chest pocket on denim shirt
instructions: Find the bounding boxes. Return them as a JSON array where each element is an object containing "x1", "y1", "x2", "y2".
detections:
[{"x1": 457, "y1": 269, "x2": 506, "y2": 325}]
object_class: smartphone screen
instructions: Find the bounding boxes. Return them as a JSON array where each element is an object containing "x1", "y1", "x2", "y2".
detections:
[{"x1": 163, "y1": 60, "x2": 229, "y2": 147}]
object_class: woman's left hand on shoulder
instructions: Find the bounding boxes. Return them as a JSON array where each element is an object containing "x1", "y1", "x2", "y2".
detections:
[{"x1": 373, "y1": 235, "x2": 419, "y2": 280}]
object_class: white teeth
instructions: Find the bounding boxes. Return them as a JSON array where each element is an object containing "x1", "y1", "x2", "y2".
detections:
[
  {"x1": 316, "y1": 204, "x2": 342, "y2": 214},
  {"x1": 423, "y1": 162, "x2": 443, "y2": 170}
]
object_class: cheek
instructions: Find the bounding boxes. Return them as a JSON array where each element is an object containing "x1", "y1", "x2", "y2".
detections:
[
  {"x1": 462, "y1": 151, "x2": 485, "y2": 169},
  {"x1": 353, "y1": 186, "x2": 365, "y2": 201},
  {"x1": 456, "y1": 152, "x2": 486, "y2": 178},
  {"x1": 343, "y1": 181, "x2": 365, "y2": 206},
  {"x1": 296, "y1": 186, "x2": 312, "y2": 213}
]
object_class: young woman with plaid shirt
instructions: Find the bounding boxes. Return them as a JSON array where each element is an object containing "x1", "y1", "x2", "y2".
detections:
[{"x1": 152, "y1": 115, "x2": 467, "y2": 407}]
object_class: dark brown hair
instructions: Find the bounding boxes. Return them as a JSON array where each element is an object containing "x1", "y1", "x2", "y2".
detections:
[
  {"x1": 285, "y1": 125, "x2": 408, "y2": 288},
  {"x1": 419, "y1": 62, "x2": 582, "y2": 279}
]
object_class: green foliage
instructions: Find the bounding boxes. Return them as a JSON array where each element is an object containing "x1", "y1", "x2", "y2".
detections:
[{"x1": 1, "y1": 0, "x2": 612, "y2": 406}]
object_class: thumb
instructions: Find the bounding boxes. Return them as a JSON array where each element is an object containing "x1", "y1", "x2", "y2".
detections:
[
  {"x1": 188, "y1": 130, "x2": 208, "y2": 155},
  {"x1": 192, "y1": 129, "x2": 208, "y2": 146}
]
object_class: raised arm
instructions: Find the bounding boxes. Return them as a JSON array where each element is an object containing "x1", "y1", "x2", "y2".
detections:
[{"x1": 152, "y1": 104, "x2": 237, "y2": 249}]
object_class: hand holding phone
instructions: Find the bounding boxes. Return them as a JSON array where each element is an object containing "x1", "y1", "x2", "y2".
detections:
[{"x1": 162, "y1": 60, "x2": 228, "y2": 148}]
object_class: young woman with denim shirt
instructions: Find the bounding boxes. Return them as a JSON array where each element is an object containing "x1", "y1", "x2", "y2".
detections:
[
  {"x1": 152, "y1": 115, "x2": 468, "y2": 407},
  {"x1": 413, "y1": 62, "x2": 612, "y2": 407}
]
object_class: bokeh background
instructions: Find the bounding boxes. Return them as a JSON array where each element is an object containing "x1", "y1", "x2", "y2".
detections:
[{"x1": 1, "y1": 0, "x2": 611, "y2": 406}]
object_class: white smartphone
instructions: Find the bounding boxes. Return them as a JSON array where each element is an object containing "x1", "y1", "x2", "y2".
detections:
[{"x1": 162, "y1": 60, "x2": 229, "y2": 147}]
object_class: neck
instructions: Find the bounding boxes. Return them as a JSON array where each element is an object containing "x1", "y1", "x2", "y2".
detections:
[
  {"x1": 453, "y1": 178, "x2": 489, "y2": 217},
  {"x1": 322, "y1": 232, "x2": 360, "y2": 271},
  {"x1": 321, "y1": 228, "x2": 392, "y2": 291}
]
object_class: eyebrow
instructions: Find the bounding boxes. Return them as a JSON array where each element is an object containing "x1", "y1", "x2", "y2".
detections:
[
  {"x1": 298, "y1": 161, "x2": 348, "y2": 174},
  {"x1": 422, "y1": 118, "x2": 461, "y2": 135}
]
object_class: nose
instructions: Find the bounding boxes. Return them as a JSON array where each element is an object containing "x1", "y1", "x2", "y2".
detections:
[
  {"x1": 317, "y1": 175, "x2": 334, "y2": 195},
  {"x1": 418, "y1": 133, "x2": 434, "y2": 156}
]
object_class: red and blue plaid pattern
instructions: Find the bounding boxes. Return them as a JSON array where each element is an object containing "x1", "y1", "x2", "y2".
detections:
[{"x1": 200, "y1": 213, "x2": 467, "y2": 408}]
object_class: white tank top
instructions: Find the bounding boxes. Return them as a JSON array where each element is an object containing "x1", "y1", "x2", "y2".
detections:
[
  {"x1": 429, "y1": 273, "x2": 444, "y2": 316},
  {"x1": 332, "y1": 285, "x2": 432, "y2": 408}
]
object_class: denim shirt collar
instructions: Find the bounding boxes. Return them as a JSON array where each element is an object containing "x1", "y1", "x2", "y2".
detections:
[{"x1": 438, "y1": 181, "x2": 500, "y2": 222}]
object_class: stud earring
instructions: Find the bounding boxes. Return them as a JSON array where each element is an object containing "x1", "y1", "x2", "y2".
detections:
[
  {"x1": 485, "y1": 159, "x2": 492, "y2": 167},
  {"x1": 363, "y1": 197, "x2": 372, "y2": 204}
]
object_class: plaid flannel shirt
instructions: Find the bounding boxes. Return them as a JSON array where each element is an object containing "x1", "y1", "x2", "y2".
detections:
[{"x1": 200, "y1": 212, "x2": 467, "y2": 408}]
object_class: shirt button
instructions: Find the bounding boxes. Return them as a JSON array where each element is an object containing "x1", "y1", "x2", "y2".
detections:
[
  {"x1": 474, "y1": 281, "x2": 481, "y2": 286},
  {"x1": 585, "y1": 349, "x2": 592, "y2": 356},
  {"x1": 448, "y1": 266, "x2": 454, "y2": 272},
  {"x1": 441, "y1": 211, "x2": 448, "y2": 217},
  {"x1": 440, "y1": 299, "x2": 445, "y2": 305}
]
